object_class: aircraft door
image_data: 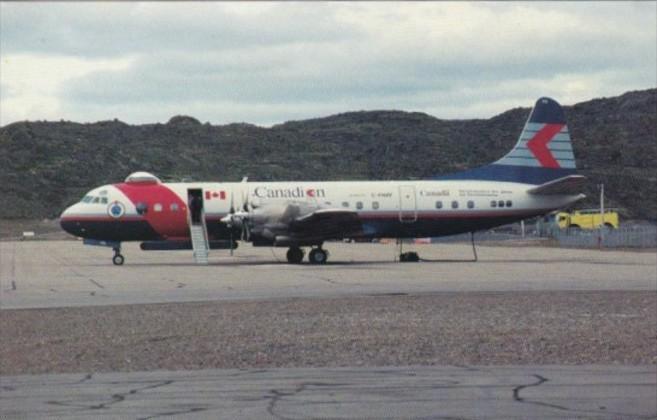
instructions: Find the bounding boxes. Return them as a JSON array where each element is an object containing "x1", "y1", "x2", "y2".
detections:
[
  {"x1": 187, "y1": 188, "x2": 204, "y2": 225},
  {"x1": 398, "y1": 185, "x2": 417, "y2": 223}
]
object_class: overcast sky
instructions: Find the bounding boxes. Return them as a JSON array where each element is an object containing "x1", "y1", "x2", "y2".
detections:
[{"x1": 1, "y1": 2, "x2": 655, "y2": 126}]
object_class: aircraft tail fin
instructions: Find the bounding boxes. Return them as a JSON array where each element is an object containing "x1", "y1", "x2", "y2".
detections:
[{"x1": 434, "y1": 97, "x2": 579, "y2": 185}]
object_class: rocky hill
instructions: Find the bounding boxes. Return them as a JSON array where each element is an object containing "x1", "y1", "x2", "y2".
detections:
[{"x1": 0, "y1": 89, "x2": 655, "y2": 220}]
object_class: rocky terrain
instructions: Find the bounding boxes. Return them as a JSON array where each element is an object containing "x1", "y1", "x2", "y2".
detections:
[{"x1": 1, "y1": 89, "x2": 655, "y2": 220}]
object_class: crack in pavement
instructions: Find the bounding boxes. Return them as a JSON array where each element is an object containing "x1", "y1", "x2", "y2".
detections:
[
  {"x1": 46, "y1": 379, "x2": 174, "y2": 412},
  {"x1": 137, "y1": 406, "x2": 208, "y2": 420},
  {"x1": 512, "y1": 374, "x2": 653, "y2": 418},
  {"x1": 311, "y1": 274, "x2": 365, "y2": 287},
  {"x1": 311, "y1": 275, "x2": 341, "y2": 285},
  {"x1": 264, "y1": 381, "x2": 468, "y2": 420},
  {"x1": 266, "y1": 382, "x2": 333, "y2": 420},
  {"x1": 88, "y1": 279, "x2": 104, "y2": 289},
  {"x1": 74, "y1": 373, "x2": 93, "y2": 384}
]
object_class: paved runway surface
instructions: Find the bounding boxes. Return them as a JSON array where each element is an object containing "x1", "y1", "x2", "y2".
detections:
[
  {"x1": 2, "y1": 365, "x2": 655, "y2": 419},
  {"x1": 1, "y1": 241, "x2": 655, "y2": 309},
  {"x1": 2, "y1": 241, "x2": 655, "y2": 419}
]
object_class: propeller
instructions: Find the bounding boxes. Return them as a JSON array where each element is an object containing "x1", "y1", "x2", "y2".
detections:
[
  {"x1": 228, "y1": 192, "x2": 235, "y2": 256},
  {"x1": 220, "y1": 184, "x2": 253, "y2": 245}
]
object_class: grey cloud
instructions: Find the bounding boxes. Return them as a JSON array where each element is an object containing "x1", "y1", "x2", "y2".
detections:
[
  {"x1": 61, "y1": 24, "x2": 653, "y2": 109},
  {"x1": 2, "y1": 2, "x2": 655, "y2": 125},
  {"x1": 0, "y1": 3, "x2": 361, "y2": 57}
]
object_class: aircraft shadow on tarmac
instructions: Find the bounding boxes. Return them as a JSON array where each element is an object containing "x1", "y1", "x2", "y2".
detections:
[{"x1": 86, "y1": 256, "x2": 644, "y2": 267}]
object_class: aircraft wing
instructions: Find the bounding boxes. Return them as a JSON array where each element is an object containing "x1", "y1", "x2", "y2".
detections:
[
  {"x1": 527, "y1": 175, "x2": 587, "y2": 195},
  {"x1": 289, "y1": 208, "x2": 362, "y2": 238}
]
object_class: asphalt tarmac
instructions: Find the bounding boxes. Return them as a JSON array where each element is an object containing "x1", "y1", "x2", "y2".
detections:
[
  {"x1": 2, "y1": 365, "x2": 656, "y2": 419},
  {"x1": 1, "y1": 240, "x2": 655, "y2": 309},
  {"x1": 2, "y1": 240, "x2": 655, "y2": 419}
]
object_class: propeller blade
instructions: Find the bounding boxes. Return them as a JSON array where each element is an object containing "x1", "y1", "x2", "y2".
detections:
[
  {"x1": 242, "y1": 221, "x2": 251, "y2": 241},
  {"x1": 241, "y1": 185, "x2": 249, "y2": 212}
]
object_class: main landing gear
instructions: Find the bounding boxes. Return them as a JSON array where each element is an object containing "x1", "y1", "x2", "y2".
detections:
[
  {"x1": 285, "y1": 246, "x2": 328, "y2": 264},
  {"x1": 308, "y1": 248, "x2": 328, "y2": 264},
  {"x1": 286, "y1": 247, "x2": 304, "y2": 264},
  {"x1": 112, "y1": 245, "x2": 125, "y2": 266}
]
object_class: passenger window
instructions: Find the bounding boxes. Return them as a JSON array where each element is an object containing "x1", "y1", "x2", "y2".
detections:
[
  {"x1": 92, "y1": 197, "x2": 100, "y2": 203},
  {"x1": 101, "y1": 197, "x2": 108, "y2": 204},
  {"x1": 372, "y1": 201, "x2": 380, "y2": 210},
  {"x1": 154, "y1": 203, "x2": 163, "y2": 212},
  {"x1": 82, "y1": 196, "x2": 92, "y2": 203},
  {"x1": 467, "y1": 200, "x2": 475, "y2": 209},
  {"x1": 451, "y1": 201, "x2": 459, "y2": 209},
  {"x1": 506, "y1": 200, "x2": 513, "y2": 208},
  {"x1": 342, "y1": 201, "x2": 349, "y2": 208},
  {"x1": 170, "y1": 203, "x2": 179, "y2": 212},
  {"x1": 356, "y1": 201, "x2": 363, "y2": 210},
  {"x1": 498, "y1": 200, "x2": 505, "y2": 208},
  {"x1": 435, "y1": 201, "x2": 443, "y2": 209},
  {"x1": 490, "y1": 200, "x2": 497, "y2": 208}
]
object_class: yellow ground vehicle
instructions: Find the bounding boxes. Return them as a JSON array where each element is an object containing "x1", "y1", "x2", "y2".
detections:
[{"x1": 551, "y1": 209, "x2": 620, "y2": 230}]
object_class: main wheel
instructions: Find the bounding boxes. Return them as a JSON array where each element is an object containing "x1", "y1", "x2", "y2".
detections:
[
  {"x1": 112, "y1": 253, "x2": 125, "y2": 266},
  {"x1": 309, "y1": 248, "x2": 328, "y2": 264},
  {"x1": 286, "y1": 247, "x2": 304, "y2": 264}
]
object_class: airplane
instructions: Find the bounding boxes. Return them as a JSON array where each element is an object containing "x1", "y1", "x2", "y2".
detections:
[{"x1": 60, "y1": 97, "x2": 585, "y2": 265}]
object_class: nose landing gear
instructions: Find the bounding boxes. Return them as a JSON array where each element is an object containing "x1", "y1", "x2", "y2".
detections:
[
  {"x1": 82, "y1": 239, "x2": 125, "y2": 266},
  {"x1": 112, "y1": 246, "x2": 124, "y2": 266}
]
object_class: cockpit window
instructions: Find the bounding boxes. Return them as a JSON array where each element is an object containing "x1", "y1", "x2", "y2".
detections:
[{"x1": 82, "y1": 195, "x2": 109, "y2": 204}]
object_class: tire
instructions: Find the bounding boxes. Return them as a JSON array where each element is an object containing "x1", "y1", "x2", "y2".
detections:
[
  {"x1": 286, "y1": 247, "x2": 304, "y2": 264},
  {"x1": 604, "y1": 223, "x2": 615, "y2": 229},
  {"x1": 309, "y1": 248, "x2": 328, "y2": 264},
  {"x1": 112, "y1": 254, "x2": 125, "y2": 266},
  {"x1": 400, "y1": 252, "x2": 419, "y2": 262}
]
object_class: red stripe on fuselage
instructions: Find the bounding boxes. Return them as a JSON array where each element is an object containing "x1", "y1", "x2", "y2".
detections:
[{"x1": 114, "y1": 183, "x2": 188, "y2": 238}]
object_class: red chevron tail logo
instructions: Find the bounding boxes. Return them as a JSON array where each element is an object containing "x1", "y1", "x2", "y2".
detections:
[{"x1": 526, "y1": 124, "x2": 564, "y2": 168}]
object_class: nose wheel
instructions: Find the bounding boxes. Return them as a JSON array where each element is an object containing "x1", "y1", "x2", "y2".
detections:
[{"x1": 112, "y1": 246, "x2": 124, "y2": 266}]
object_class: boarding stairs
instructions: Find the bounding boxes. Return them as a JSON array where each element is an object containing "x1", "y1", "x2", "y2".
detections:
[{"x1": 189, "y1": 217, "x2": 210, "y2": 265}]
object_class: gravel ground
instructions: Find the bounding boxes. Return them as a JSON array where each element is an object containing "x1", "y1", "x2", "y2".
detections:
[{"x1": 1, "y1": 291, "x2": 655, "y2": 375}]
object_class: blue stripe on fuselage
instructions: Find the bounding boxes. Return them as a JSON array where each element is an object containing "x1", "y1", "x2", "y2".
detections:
[{"x1": 430, "y1": 164, "x2": 577, "y2": 185}]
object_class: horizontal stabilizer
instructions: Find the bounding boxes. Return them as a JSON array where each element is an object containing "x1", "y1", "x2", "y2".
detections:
[{"x1": 527, "y1": 175, "x2": 586, "y2": 195}]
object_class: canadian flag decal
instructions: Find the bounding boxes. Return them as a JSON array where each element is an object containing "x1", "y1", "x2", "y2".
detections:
[{"x1": 205, "y1": 191, "x2": 227, "y2": 200}]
